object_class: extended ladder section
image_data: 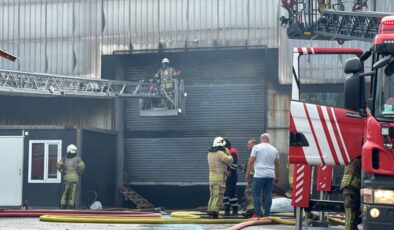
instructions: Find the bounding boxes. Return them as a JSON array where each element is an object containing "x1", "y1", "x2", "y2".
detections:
[
  {"x1": 0, "y1": 69, "x2": 186, "y2": 116},
  {"x1": 281, "y1": 0, "x2": 391, "y2": 42}
]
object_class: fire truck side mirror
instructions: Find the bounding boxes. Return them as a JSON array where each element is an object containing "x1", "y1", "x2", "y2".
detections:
[
  {"x1": 344, "y1": 74, "x2": 363, "y2": 111},
  {"x1": 344, "y1": 57, "x2": 362, "y2": 74}
]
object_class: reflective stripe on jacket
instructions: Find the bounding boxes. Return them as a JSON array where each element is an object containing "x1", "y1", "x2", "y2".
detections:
[{"x1": 341, "y1": 158, "x2": 361, "y2": 190}]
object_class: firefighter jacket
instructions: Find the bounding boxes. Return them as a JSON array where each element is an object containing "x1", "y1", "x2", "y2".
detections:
[
  {"x1": 340, "y1": 157, "x2": 361, "y2": 191},
  {"x1": 57, "y1": 156, "x2": 85, "y2": 183},
  {"x1": 227, "y1": 147, "x2": 238, "y2": 178},
  {"x1": 208, "y1": 147, "x2": 233, "y2": 183},
  {"x1": 155, "y1": 67, "x2": 178, "y2": 91}
]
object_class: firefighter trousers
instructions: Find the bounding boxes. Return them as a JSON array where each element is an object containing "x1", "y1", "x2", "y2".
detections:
[
  {"x1": 207, "y1": 183, "x2": 226, "y2": 214},
  {"x1": 224, "y1": 176, "x2": 238, "y2": 214},
  {"x1": 343, "y1": 188, "x2": 361, "y2": 230},
  {"x1": 60, "y1": 182, "x2": 78, "y2": 209},
  {"x1": 244, "y1": 182, "x2": 254, "y2": 211}
]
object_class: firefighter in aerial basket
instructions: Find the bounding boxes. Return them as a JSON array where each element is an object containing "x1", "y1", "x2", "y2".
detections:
[
  {"x1": 155, "y1": 58, "x2": 181, "y2": 93},
  {"x1": 154, "y1": 58, "x2": 181, "y2": 107},
  {"x1": 57, "y1": 144, "x2": 85, "y2": 209},
  {"x1": 207, "y1": 137, "x2": 233, "y2": 219},
  {"x1": 341, "y1": 157, "x2": 362, "y2": 230},
  {"x1": 317, "y1": 0, "x2": 331, "y2": 12}
]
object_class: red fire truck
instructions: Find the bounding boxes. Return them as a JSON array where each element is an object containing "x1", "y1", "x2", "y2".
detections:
[{"x1": 289, "y1": 15, "x2": 394, "y2": 229}]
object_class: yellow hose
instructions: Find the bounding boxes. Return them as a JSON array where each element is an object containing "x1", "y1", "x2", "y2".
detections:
[
  {"x1": 268, "y1": 216, "x2": 296, "y2": 225},
  {"x1": 270, "y1": 212, "x2": 295, "y2": 217},
  {"x1": 39, "y1": 212, "x2": 343, "y2": 226},
  {"x1": 170, "y1": 211, "x2": 203, "y2": 219},
  {"x1": 328, "y1": 216, "x2": 345, "y2": 225},
  {"x1": 40, "y1": 215, "x2": 250, "y2": 224}
]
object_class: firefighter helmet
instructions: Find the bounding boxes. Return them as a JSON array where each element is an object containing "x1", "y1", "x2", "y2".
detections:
[
  {"x1": 212, "y1": 137, "x2": 226, "y2": 147},
  {"x1": 162, "y1": 58, "x2": 170, "y2": 64},
  {"x1": 67, "y1": 144, "x2": 77, "y2": 154}
]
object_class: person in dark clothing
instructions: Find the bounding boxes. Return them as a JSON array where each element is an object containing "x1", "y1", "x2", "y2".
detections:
[{"x1": 223, "y1": 138, "x2": 239, "y2": 216}]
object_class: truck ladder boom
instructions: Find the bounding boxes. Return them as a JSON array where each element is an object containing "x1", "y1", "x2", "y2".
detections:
[
  {"x1": 313, "y1": 10, "x2": 392, "y2": 42},
  {"x1": 281, "y1": 1, "x2": 392, "y2": 42},
  {"x1": 0, "y1": 69, "x2": 162, "y2": 99}
]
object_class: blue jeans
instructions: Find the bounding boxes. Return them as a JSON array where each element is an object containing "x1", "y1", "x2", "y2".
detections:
[{"x1": 252, "y1": 177, "x2": 274, "y2": 216}]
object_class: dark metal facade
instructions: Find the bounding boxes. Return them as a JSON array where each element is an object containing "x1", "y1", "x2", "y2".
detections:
[
  {"x1": 0, "y1": 96, "x2": 114, "y2": 130},
  {"x1": 80, "y1": 129, "x2": 117, "y2": 208},
  {"x1": 124, "y1": 48, "x2": 276, "y2": 185}
]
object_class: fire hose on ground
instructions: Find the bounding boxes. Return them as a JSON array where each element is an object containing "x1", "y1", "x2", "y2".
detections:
[
  {"x1": 0, "y1": 209, "x2": 344, "y2": 226},
  {"x1": 38, "y1": 211, "x2": 296, "y2": 225},
  {"x1": 0, "y1": 209, "x2": 160, "y2": 217}
]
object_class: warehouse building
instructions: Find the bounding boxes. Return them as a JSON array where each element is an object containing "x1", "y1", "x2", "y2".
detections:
[{"x1": 1, "y1": 0, "x2": 389, "y2": 209}]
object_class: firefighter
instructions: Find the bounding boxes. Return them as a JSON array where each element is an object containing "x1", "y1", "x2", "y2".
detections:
[
  {"x1": 223, "y1": 138, "x2": 239, "y2": 216},
  {"x1": 341, "y1": 157, "x2": 362, "y2": 230},
  {"x1": 207, "y1": 137, "x2": 233, "y2": 219},
  {"x1": 154, "y1": 58, "x2": 180, "y2": 94},
  {"x1": 317, "y1": 0, "x2": 331, "y2": 12},
  {"x1": 243, "y1": 138, "x2": 257, "y2": 217},
  {"x1": 57, "y1": 144, "x2": 85, "y2": 209}
]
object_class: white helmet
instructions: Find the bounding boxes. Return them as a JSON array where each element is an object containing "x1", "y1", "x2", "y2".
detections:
[
  {"x1": 212, "y1": 137, "x2": 226, "y2": 147},
  {"x1": 162, "y1": 58, "x2": 170, "y2": 64},
  {"x1": 67, "y1": 144, "x2": 77, "y2": 154}
]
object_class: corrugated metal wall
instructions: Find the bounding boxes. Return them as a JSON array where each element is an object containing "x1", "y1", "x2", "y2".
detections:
[
  {"x1": 0, "y1": 0, "x2": 102, "y2": 77},
  {"x1": 101, "y1": 0, "x2": 279, "y2": 51},
  {"x1": 123, "y1": 49, "x2": 274, "y2": 184},
  {"x1": 1, "y1": 0, "x2": 393, "y2": 81},
  {"x1": 0, "y1": 0, "x2": 279, "y2": 77}
]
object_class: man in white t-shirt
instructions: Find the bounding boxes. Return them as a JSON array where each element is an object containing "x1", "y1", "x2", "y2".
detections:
[{"x1": 245, "y1": 133, "x2": 280, "y2": 217}]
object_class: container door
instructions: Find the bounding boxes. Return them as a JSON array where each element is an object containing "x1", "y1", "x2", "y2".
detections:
[{"x1": 0, "y1": 136, "x2": 24, "y2": 206}]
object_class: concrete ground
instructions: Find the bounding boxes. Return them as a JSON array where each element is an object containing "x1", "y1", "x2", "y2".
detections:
[{"x1": 0, "y1": 218, "x2": 347, "y2": 230}]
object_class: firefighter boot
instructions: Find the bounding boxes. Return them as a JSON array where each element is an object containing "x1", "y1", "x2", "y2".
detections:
[
  {"x1": 231, "y1": 206, "x2": 239, "y2": 216},
  {"x1": 244, "y1": 209, "x2": 254, "y2": 218},
  {"x1": 224, "y1": 206, "x2": 231, "y2": 216},
  {"x1": 345, "y1": 208, "x2": 360, "y2": 230},
  {"x1": 207, "y1": 211, "x2": 219, "y2": 219}
]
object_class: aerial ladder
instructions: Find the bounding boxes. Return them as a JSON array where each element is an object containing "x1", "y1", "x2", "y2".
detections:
[
  {"x1": 281, "y1": 0, "x2": 391, "y2": 43},
  {"x1": 281, "y1": 1, "x2": 394, "y2": 230},
  {"x1": 0, "y1": 50, "x2": 185, "y2": 116}
]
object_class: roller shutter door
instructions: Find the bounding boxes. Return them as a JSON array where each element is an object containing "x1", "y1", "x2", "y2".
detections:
[{"x1": 124, "y1": 49, "x2": 273, "y2": 185}]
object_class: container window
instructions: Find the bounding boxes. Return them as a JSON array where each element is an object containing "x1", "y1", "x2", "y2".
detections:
[{"x1": 28, "y1": 140, "x2": 62, "y2": 183}]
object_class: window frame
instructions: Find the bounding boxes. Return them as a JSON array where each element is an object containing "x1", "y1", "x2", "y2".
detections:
[{"x1": 28, "y1": 140, "x2": 62, "y2": 183}]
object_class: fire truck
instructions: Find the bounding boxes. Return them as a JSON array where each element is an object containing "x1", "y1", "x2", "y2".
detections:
[{"x1": 282, "y1": 1, "x2": 394, "y2": 229}]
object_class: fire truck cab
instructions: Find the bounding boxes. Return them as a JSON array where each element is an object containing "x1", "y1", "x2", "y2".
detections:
[
  {"x1": 347, "y1": 15, "x2": 394, "y2": 229},
  {"x1": 289, "y1": 16, "x2": 394, "y2": 230}
]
